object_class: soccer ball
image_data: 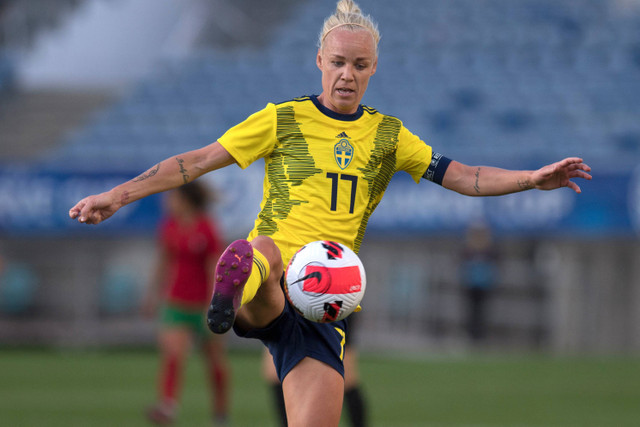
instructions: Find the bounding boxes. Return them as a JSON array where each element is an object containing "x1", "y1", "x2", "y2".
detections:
[{"x1": 285, "y1": 240, "x2": 366, "y2": 323}]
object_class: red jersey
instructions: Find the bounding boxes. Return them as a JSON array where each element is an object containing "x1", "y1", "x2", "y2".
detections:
[{"x1": 159, "y1": 214, "x2": 223, "y2": 307}]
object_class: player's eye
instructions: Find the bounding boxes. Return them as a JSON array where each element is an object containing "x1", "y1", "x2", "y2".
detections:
[{"x1": 332, "y1": 61, "x2": 344, "y2": 67}]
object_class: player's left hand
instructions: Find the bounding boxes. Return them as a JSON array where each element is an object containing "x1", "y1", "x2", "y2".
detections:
[{"x1": 532, "y1": 157, "x2": 592, "y2": 193}]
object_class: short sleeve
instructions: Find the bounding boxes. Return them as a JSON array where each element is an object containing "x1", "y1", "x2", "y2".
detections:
[
  {"x1": 217, "y1": 103, "x2": 278, "y2": 169},
  {"x1": 396, "y1": 125, "x2": 433, "y2": 183}
]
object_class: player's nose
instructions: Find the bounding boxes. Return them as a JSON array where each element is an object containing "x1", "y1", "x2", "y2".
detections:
[{"x1": 340, "y1": 64, "x2": 355, "y2": 81}]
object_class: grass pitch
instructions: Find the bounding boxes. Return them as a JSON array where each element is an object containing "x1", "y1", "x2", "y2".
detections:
[{"x1": 1, "y1": 349, "x2": 639, "y2": 426}]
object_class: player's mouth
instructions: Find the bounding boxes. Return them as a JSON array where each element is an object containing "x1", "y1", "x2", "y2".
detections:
[{"x1": 336, "y1": 88, "x2": 355, "y2": 96}]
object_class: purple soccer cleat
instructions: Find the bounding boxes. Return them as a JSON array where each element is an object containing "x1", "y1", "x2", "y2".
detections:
[{"x1": 207, "y1": 239, "x2": 253, "y2": 334}]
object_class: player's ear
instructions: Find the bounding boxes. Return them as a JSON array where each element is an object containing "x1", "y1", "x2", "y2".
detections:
[
  {"x1": 316, "y1": 49, "x2": 324, "y2": 71},
  {"x1": 371, "y1": 56, "x2": 378, "y2": 76}
]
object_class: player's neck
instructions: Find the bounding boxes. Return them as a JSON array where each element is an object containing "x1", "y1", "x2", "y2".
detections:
[{"x1": 175, "y1": 209, "x2": 199, "y2": 225}]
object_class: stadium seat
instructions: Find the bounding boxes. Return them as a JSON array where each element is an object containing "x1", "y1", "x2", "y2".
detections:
[{"x1": 42, "y1": 0, "x2": 640, "y2": 172}]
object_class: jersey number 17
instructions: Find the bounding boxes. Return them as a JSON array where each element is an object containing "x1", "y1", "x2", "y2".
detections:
[{"x1": 326, "y1": 172, "x2": 358, "y2": 214}]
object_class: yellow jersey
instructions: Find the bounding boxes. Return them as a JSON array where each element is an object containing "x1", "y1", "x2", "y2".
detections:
[{"x1": 218, "y1": 95, "x2": 433, "y2": 265}]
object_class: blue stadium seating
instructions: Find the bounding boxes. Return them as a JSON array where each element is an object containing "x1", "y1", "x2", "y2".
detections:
[{"x1": 43, "y1": 0, "x2": 640, "y2": 172}]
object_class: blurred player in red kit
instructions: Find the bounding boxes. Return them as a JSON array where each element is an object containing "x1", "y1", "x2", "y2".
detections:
[{"x1": 143, "y1": 181, "x2": 230, "y2": 426}]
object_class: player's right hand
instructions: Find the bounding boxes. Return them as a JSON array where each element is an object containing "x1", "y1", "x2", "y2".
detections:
[{"x1": 69, "y1": 191, "x2": 119, "y2": 225}]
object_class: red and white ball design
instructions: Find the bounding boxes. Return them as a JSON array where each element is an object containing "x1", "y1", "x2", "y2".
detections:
[{"x1": 285, "y1": 241, "x2": 366, "y2": 323}]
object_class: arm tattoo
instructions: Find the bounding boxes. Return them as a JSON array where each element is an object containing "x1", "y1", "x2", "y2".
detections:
[
  {"x1": 517, "y1": 179, "x2": 534, "y2": 190},
  {"x1": 120, "y1": 191, "x2": 130, "y2": 205},
  {"x1": 473, "y1": 168, "x2": 481, "y2": 194},
  {"x1": 132, "y1": 163, "x2": 160, "y2": 182},
  {"x1": 176, "y1": 157, "x2": 190, "y2": 184}
]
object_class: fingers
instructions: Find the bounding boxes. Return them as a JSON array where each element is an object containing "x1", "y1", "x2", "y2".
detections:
[
  {"x1": 545, "y1": 158, "x2": 591, "y2": 193},
  {"x1": 562, "y1": 159, "x2": 592, "y2": 183},
  {"x1": 570, "y1": 170, "x2": 592, "y2": 180},
  {"x1": 559, "y1": 157, "x2": 584, "y2": 166},
  {"x1": 87, "y1": 216, "x2": 102, "y2": 225},
  {"x1": 566, "y1": 180, "x2": 581, "y2": 194},
  {"x1": 79, "y1": 198, "x2": 98, "y2": 223},
  {"x1": 80, "y1": 213, "x2": 95, "y2": 224},
  {"x1": 69, "y1": 202, "x2": 84, "y2": 219},
  {"x1": 69, "y1": 197, "x2": 95, "y2": 223},
  {"x1": 565, "y1": 162, "x2": 591, "y2": 173},
  {"x1": 560, "y1": 158, "x2": 591, "y2": 172},
  {"x1": 80, "y1": 212, "x2": 102, "y2": 224}
]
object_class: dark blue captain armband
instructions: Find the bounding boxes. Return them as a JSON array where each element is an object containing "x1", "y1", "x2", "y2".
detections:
[{"x1": 422, "y1": 152, "x2": 452, "y2": 186}]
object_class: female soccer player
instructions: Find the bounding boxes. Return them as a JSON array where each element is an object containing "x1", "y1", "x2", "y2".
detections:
[
  {"x1": 70, "y1": 1, "x2": 591, "y2": 425},
  {"x1": 142, "y1": 182, "x2": 230, "y2": 425}
]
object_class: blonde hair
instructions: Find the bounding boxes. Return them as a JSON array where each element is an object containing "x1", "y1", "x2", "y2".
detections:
[{"x1": 318, "y1": 0, "x2": 380, "y2": 54}]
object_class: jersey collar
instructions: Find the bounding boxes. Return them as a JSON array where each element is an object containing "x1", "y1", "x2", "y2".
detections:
[{"x1": 310, "y1": 95, "x2": 363, "y2": 121}]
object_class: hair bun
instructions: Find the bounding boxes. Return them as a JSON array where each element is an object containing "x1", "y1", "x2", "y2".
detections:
[
  {"x1": 336, "y1": 0, "x2": 361, "y2": 15},
  {"x1": 319, "y1": 0, "x2": 380, "y2": 51}
]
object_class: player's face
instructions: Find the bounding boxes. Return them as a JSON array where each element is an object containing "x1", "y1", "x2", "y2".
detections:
[
  {"x1": 164, "y1": 191, "x2": 182, "y2": 217},
  {"x1": 316, "y1": 28, "x2": 377, "y2": 115},
  {"x1": 164, "y1": 190, "x2": 192, "y2": 218}
]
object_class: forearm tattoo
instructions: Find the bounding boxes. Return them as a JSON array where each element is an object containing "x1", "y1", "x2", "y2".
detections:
[
  {"x1": 121, "y1": 190, "x2": 130, "y2": 205},
  {"x1": 176, "y1": 157, "x2": 190, "y2": 184},
  {"x1": 132, "y1": 163, "x2": 160, "y2": 182},
  {"x1": 517, "y1": 179, "x2": 534, "y2": 190},
  {"x1": 473, "y1": 168, "x2": 481, "y2": 194}
]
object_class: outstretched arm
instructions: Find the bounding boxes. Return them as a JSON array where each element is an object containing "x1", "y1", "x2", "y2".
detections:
[
  {"x1": 69, "y1": 141, "x2": 235, "y2": 224},
  {"x1": 442, "y1": 157, "x2": 591, "y2": 196}
]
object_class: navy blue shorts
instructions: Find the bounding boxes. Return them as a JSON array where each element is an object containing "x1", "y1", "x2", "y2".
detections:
[{"x1": 233, "y1": 278, "x2": 348, "y2": 382}]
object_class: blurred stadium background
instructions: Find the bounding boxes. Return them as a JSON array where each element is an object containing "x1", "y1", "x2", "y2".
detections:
[{"x1": 0, "y1": 0, "x2": 639, "y2": 425}]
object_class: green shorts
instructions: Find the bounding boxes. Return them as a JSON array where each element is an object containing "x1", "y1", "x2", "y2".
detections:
[{"x1": 161, "y1": 304, "x2": 209, "y2": 338}]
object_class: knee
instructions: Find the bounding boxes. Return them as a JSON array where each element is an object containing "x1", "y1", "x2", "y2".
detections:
[
  {"x1": 160, "y1": 333, "x2": 190, "y2": 358},
  {"x1": 250, "y1": 236, "x2": 283, "y2": 277}
]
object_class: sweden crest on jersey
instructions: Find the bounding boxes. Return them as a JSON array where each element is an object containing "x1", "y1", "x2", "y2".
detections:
[{"x1": 334, "y1": 139, "x2": 354, "y2": 169}]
